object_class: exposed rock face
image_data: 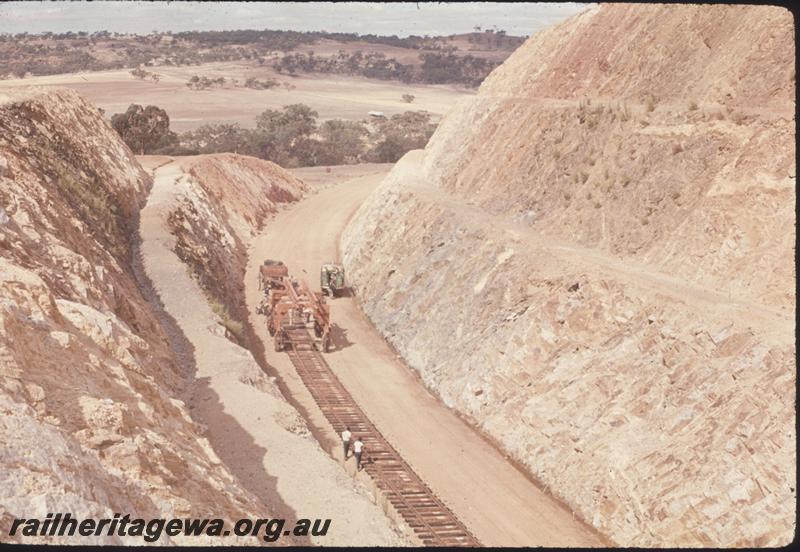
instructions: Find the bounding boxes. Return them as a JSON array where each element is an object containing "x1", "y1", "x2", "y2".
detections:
[
  {"x1": 343, "y1": 5, "x2": 795, "y2": 547},
  {"x1": 0, "y1": 89, "x2": 293, "y2": 544},
  {"x1": 164, "y1": 154, "x2": 306, "y2": 345}
]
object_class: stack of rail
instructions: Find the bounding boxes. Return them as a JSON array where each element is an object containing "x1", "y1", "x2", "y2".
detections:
[{"x1": 284, "y1": 334, "x2": 481, "y2": 546}]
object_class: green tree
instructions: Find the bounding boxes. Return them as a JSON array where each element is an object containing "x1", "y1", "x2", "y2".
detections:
[
  {"x1": 110, "y1": 104, "x2": 173, "y2": 155},
  {"x1": 253, "y1": 103, "x2": 319, "y2": 166},
  {"x1": 180, "y1": 123, "x2": 255, "y2": 155},
  {"x1": 317, "y1": 119, "x2": 368, "y2": 164},
  {"x1": 369, "y1": 110, "x2": 437, "y2": 162}
]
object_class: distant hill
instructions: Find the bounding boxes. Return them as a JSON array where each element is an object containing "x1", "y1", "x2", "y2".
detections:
[{"x1": 0, "y1": 28, "x2": 526, "y2": 87}]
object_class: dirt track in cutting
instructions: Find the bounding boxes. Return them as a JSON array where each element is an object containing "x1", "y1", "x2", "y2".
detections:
[
  {"x1": 244, "y1": 166, "x2": 607, "y2": 547},
  {"x1": 138, "y1": 159, "x2": 407, "y2": 546}
]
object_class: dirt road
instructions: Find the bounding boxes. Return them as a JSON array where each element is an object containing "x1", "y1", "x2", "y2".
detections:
[{"x1": 245, "y1": 168, "x2": 607, "y2": 546}]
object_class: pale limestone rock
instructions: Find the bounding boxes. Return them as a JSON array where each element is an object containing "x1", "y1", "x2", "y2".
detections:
[{"x1": 343, "y1": 4, "x2": 795, "y2": 547}]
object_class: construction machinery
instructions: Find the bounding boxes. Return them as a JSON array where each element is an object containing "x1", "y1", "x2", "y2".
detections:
[
  {"x1": 254, "y1": 259, "x2": 478, "y2": 545},
  {"x1": 258, "y1": 259, "x2": 289, "y2": 292},
  {"x1": 256, "y1": 259, "x2": 288, "y2": 315},
  {"x1": 258, "y1": 260, "x2": 331, "y2": 353},
  {"x1": 320, "y1": 262, "x2": 346, "y2": 297}
]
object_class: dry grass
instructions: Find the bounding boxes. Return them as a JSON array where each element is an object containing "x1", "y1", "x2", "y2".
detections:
[
  {"x1": 53, "y1": 163, "x2": 125, "y2": 258},
  {"x1": 208, "y1": 295, "x2": 245, "y2": 340}
]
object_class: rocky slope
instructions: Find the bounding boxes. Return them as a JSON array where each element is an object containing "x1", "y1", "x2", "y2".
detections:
[
  {"x1": 0, "y1": 88, "x2": 402, "y2": 546},
  {"x1": 342, "y1": 4, "x2": 795, "y2": 547},
  {"x1": 161, "y1": 154, "x2": 306, "y2": 347},
  {"x1": 0, "y1": 88, "x2": 285, "y2": 544}
]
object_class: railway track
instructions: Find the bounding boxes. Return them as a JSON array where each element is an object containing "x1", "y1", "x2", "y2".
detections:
[{"x1": 283, "y1": 328, "x2": 481, "y2": 547}]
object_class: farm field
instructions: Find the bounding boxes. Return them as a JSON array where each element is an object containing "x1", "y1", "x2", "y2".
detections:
[{"x1": 0, "y1": 61, "x2": 472, "y2": 131}]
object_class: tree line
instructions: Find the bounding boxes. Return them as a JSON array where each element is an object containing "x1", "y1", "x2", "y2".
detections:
[
  {"x1": 110, "y1": 103, "x2": 437, "y2": 166},
  {"x1": 1, "y1": 28, "x2": 519, "y2": 87},
  {"x1": 273, "y1": 50, "x2": 500, "y2": 87}
]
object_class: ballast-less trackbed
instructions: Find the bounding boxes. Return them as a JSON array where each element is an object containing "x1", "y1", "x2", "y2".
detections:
[{"x1": 282, "y1": 328, "x2": 481, "y2": 547}]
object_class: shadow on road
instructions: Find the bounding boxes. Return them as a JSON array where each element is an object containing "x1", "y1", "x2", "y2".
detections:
[
  {"x1": 329, "y1": 322, "x2": 354, "y2": 351},
  {"x1": 333, "y1": 286, "x2": 355, "y2": 298}
]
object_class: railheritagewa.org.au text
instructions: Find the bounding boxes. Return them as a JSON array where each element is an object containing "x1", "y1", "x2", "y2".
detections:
[{"x1": 8, "y1": 513, "x2": 330, "y2": 542}]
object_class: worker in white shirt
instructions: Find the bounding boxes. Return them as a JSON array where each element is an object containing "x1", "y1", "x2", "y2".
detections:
[
  {"x1": 353, "y1": 436, "x2": 365, "y2": 471},
  {"x1": 341, "y1": 427, "x2": 352, "y2": 459}
]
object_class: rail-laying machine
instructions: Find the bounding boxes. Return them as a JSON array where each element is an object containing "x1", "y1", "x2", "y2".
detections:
[{"x1": 257, "y1": 259, "x2": 332, "y2": 353}]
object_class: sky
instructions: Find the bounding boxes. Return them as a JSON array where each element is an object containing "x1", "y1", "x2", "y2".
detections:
[{"x1": 0, "y1": 2, "x2": 589, "y2": 37}]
